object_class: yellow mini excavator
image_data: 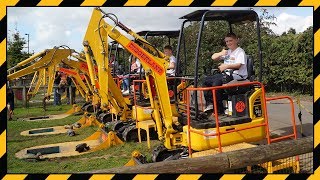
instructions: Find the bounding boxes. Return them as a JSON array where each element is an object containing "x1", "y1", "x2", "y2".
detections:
[{"x1": 86, "y1": 9, "x2": 298, "y2": 173}]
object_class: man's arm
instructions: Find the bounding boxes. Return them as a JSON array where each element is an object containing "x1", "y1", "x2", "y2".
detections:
[
  {"x1": 212, "y1": 49, "x2": 227, "y2": 61},
  {"x1": 167, "y1": 57, "x2": 176, "y2": 69},
  {"x1": 168, "y1": 62, "x2": 175, "y2": 69}
]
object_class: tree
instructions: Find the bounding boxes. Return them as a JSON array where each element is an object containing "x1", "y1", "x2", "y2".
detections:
[
  {"x1": 287, "y1": 28, "x2": 296, "y2": 35},
  {"x1": 7, "y1": 31, "x2": 29, "y2": 68}
]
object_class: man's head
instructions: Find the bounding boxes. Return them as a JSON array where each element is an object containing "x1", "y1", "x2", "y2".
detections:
[
  {"x1": 224, "y1": 32, "x2": 239, "y2": 51},
  {"x1": 132, "y1": 56, "x2": 137, "y2": 63},
  {"x1": 164, "y1": 45, "x2": 173, "y2": 56}
]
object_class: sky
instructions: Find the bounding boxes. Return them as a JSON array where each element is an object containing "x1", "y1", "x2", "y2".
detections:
[{"x1": 7, "y1": 7, "x2": 313, "y2": 54}]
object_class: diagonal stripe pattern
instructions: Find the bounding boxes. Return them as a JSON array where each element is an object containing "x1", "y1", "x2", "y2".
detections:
[
  {"x1": 234, "y1": 0, "x2": 259, "y2": 6},
  {"x1": 37, "y1": 0, "x2": 64, "y2": 6},
  {"x1": 312, "y1": 2, "x2": 320, "y2": 177},
  {"x1": 0, "y1": 130, "x2": 6, "y2": 160},
  {"x1": 255, "y1": 0, "x2": 282, "y2": 6},
  {"x1": 81, "y1": 0, "x2": 107, "y2": 6},
  {"x1": 0, "y1": 1, "x2": 319, "y2": 179},
  {"x1": 125, "y1": 0, "x2": 150, "y2": 6}
]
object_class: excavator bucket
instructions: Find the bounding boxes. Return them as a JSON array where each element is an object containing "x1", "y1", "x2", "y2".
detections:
[
  {"x1": 24, "y1": 104, "x2": 82, "y2": 122},
  {"x1": 86, "y1": 130, "x2": 124, "y2": 151},
  {"x1": 124, "y1": 151, "x2": 147, "y2": 166},
  {"x1": 20, "y1": 113, "x2": 103, "y2": 136},
  {"x1": 16, "y1": 128, "x2": 123, "y2": 159}
]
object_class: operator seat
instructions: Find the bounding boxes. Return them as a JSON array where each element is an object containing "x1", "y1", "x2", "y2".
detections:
[
  {"x1": 246, "y1": 55, "x2": 255, "y2": 82},
  {"x1": 225, "y1": 55, "x2": 254, "y2": 84},
  {"x1": 223, "y1": 55, "x2": 254, "y2": 96}
]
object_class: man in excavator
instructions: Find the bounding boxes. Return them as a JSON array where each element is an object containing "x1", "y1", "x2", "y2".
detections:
[
  {"x1": 203, "y1": 32, "x2": 248, "y2": 114},
  {"x1": 109, "y1": 54, "x2": 119, "y2": 75},
  {"x1": 164, "y1": 45, "x2": 177, "y2": 77},
  {"x1": 122, "y1": 55, "x2": 141, "y2": 95}
]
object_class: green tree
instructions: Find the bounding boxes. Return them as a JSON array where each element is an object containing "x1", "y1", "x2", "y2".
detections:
[
  {"x1": 287, "y1": 28, "x2": 296, "y2": 35},
  {"x1": 7, "y1": 31, "x2": 29, "y2": 68}
]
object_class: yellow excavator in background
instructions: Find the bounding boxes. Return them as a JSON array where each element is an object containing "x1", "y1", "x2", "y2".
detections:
[
  {"x1": 8, "y1": 47, "x2": 72, "y2": 101},
  {"x1": 7, "y1": 47, "x2": 97, "y2": 114},
  {"x1": 82, "y1": 8, "x2": 189, "y2": 146}
]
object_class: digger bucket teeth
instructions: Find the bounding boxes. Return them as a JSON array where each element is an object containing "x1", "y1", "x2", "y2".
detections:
[{"x1": 124, "y1": 151, "x2": 147, "y2": 166}]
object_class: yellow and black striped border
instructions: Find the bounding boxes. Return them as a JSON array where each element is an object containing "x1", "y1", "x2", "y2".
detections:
[{"x1": 0, "y1": 1, "x2": 319, "y2": 179}]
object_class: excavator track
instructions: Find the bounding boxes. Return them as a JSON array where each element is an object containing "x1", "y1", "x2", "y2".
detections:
[
  {"x1": 152, "y1": 145, "x2": 187, "y2": 163},
  {"x1": 105, "y1": 120, "x2": 158, "y2": 143},
  {"x1": 122, "y1": 124, "x2": 141, "y2": 142},
  {"x1": 81, "y1": 102, "x2": 94, "y2": 113},
  {"x1": 97, "y1": 112, "x2": 114, "y2": 123}
]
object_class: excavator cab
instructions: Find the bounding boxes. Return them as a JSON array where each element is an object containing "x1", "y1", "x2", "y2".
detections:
[
  {"x1": 135, "y1": 30, "x2": 182, "y2": 104},
  {"x1": 175, "y1": 10, "x2": 262, "y2": 117},
  {"x1": 108, "y1": 41, "x2": 127, "y2": 77},
  {"x1": 135, "y1": 10, "x2": 271, "y2": 162},
  {"x1": 137, "y1": 30, "x2": 180, "y2": 46}
]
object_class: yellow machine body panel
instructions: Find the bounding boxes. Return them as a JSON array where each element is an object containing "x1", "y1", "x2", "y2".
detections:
[
  {"x1": 182, "y1": 118, "x2": 265, "y2": 151},
  {"x1": 179, "y1": 87, "x2": 267, "y2": 151},
  {"x1": 132, "y1": 104, "x2": 179, "y2": 122}
]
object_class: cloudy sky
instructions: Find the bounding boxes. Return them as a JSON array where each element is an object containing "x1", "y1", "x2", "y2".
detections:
[{"x1": 7, "y1": 7, "x2": 313, "y2": 54}]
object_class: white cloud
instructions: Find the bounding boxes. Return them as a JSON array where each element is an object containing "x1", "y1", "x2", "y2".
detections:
[
  {"x1": 270, "y1": 13, "x2": 313, "y2": 34},
  {"x1": 8, "y1": 7, "x2": 92, "y2": 52},
  {"x1": 65, "y1": 30, "x2": 71, "y2": 36},
  {"x1": 8, "y1": 7, "x2": 253, "y2": 52},
  {"x1": 8, "y1": 7, "x2": 311, "y2": 53}
]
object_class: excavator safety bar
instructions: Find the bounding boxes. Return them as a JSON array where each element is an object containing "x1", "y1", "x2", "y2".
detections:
[
  {"x1": 186, "y1": 81, "x2": 298, "y2": 158},
  {"x1": 186, "y1": 81, "x2": 271, "y2": 155},
  {"x1": 266, "y1": 96, "x2": 298, "y2": 142}
]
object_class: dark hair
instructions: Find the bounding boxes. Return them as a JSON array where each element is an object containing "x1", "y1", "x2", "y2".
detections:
[
  {"x1": 225, "y1": 32, "x2": 238, "y2": 39},
  {"x1": 164, "y1": 45, "x2": 172, "y2": 51}
]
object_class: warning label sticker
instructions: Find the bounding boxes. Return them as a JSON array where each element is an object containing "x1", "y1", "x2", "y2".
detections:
[
  {"x1": 235, "y1": 101, "x2": 246, "y2": 113},
  {"x1": 59, "y1": 68, "x2": 77, "y2": 76},
  {"x1": 126, "y1": 42, "x2": 164, "y2": 76},
  {"x1": 80, "y1": 62, "x2": 98, "y2": 73}
]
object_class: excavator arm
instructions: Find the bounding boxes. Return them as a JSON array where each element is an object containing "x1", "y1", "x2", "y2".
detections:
[
  {"x1": 57, "y1": 67, "x2": 90, "y2": 101},
  {"x1": 27, "y1": 69, "x2": 45, "y2": 99},
  {"x1": 8, "y1": 48, "x2": 72, "y2": 99},
  {"x1": 8, "y1": 48, "x2": 72, "y2": 81},
  {"x1": 62, "y1": 58, "x2": 98, "y2": 93},
  {"x1": 83, "y1": 9, "x2": 131, "y2": 120},
  {"x1": 87, "y1": 8, "x2": 176, "y2": 149}
]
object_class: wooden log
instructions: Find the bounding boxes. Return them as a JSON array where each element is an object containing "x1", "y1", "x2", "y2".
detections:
[
  {"x1": 90, "y1": 137, "x2": 312, "y2": 173},
  {"x1": 227, "y1": 137, "x2": 312, "y2": 170}
]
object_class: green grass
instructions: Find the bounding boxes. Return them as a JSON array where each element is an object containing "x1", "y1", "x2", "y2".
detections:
[
  {"x1": 7, "y1": 105, "x2": 161, "y2": 173},
  {"x1": 12, "y1": 104, "x2": 73, "y2": 120}
]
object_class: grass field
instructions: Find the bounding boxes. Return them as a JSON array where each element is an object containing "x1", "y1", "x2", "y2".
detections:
[
  {"x1": 7, "y1": 92, "x2": 312, "y2": 173},
  {"x1": 7, "y1": 105, "x2": 161, "y2": 173}
]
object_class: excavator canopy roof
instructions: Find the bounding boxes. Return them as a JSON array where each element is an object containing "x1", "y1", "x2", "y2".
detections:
[
  {"x1": 179, "y1": 10, "x2": 258, "y2": 24},
  {"x1": 137, "y1": 30, "x2": 180, "y2": 38}
]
